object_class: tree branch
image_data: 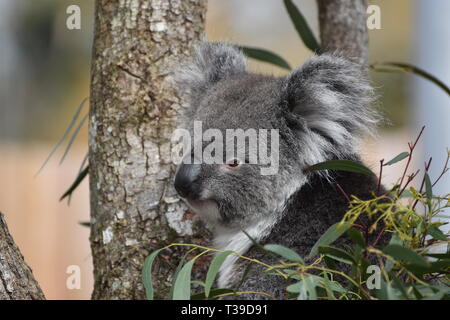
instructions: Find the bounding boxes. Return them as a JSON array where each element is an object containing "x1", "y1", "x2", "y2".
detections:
[
  {"x1": 0, "y1": 212, "x2": 45, "y2": 300},
  {"x1": 89, "y1": 0, "x2": 209, "y2": 299},
  {"x1": 317, "y1": 0, "x2": 369, "y2": 65}
]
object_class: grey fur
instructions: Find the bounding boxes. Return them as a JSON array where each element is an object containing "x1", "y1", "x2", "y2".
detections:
[{"x1": 171, "y1": 41, "x2": 381, "y2": 299}]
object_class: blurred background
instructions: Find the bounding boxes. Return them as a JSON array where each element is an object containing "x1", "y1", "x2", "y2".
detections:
[{"x1": 0, "y1": 0, "x2": 448, "y2": 299}]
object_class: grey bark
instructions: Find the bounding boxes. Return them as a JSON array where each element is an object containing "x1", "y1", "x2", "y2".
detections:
[
  {"x1": 0, "y1": 212, "x2": 45, "y2": 300},
  {"x1": 317, "y1": 0, "x2": 369, "y2": 65},
  {"x1": 88, "y1": 0, "x2": 209, "y2": 299}
]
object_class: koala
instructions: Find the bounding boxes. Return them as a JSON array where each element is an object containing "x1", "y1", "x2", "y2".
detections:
[{"x1": 172, "y1": 41, "x2": 381, "y2": 299}]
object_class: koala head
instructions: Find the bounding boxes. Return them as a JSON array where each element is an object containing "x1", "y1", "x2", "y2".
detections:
[{"x1": 171, "y1": 41, "x2": 378, "y2": 234}]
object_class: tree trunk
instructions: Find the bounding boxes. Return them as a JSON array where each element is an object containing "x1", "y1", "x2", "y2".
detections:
[
  {"x1": 317, "y1": 0, "x2": 369, "y2": 65},
  {"x1": 0, "y1": 212, "x2": 45, "y2": 300},
  {"x1": 89, "y1": 0, "x2": 209, "y2": 299}
]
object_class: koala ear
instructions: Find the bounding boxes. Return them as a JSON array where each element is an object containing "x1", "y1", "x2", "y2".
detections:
[
  {"x1": 283, "y1": 54, "x2": 379, "y2": 148},
  {"x1": 172, "y1": 41, "x2": 247, "y2": 102}
]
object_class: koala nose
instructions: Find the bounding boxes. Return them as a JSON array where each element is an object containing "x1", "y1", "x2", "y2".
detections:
[{"x1": 174, "y1": 163, "x2": 202, "y2": 199}]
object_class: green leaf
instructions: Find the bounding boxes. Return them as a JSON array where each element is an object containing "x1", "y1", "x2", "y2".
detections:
[
  {"x1": 301, "y1": 274, "x2": 318, "y2": 300},
  {"x1": 373, "y1": 278, "x2": 389, "y2": 300},
  {"x1": 238, "y1": 46, "x2": 291, "y2": 70},
  {"x1": 204, "y1": 251, "x2": 234, "y2": 297},
  {"x1": 60, "y1": 166, "x2": 89, "y2": 201},
  {"x1": 323, "y1": 255, "x2": 337, "y2": 270},
  {"x1": 142, "y1": 248, "x2": 164, "y2": 300},
  {"x1": 173, "y1": 258, "x2": 197, "y2": 300},
  {"x1": 412, "y1": 285, "x2": 424, "y2": 299},
  {"x1": 283, "y1": 0, "x2": 321, "y2": 52},
  {"x1": 371, "y1": 62, "x2": 450, "y2": 97},
  {"x1": 359, "y1": 257, "x2": 371, "y2": 281},
  {"x1": 308, "y1": 222, "x2": 350, "y2": 259},
  {"x1": 319, "y1": 277, "x2": 347, "y2": 294},
  {"x1": 386, "y1": 282, "x2": 401, "y2": 300},
  {"x1": 191, "y1": 280, "x2": 205, "y2": 287},
  {"x1": 288, "y1": 275, "x2": 319, "y2": 300},
  {"x1": 263, "y1": 244, "x2": 304, "y2": 263},
  {"x1": 35, "y1": 97, "x2": 88, "y2": 176},
  {"x1": 59, "y1": 113, "x2": 88, "y2": 165},
  {"x1": 383, "y1": 244, "x2": 428, "y2": 267},
  {"x1": 399, "y1": 189, "x2": 414, "y2": 198},
  {"x1": 347, "y1": 228, "x2": 366, "y2": 248},
  {"x1": 388, "y1": 271, "x2": 409, "y2": 299},
  {"x1": 318, "y1": 246, "x2": 355, "y2": 265},
  {"x1": 389, "y1": 233, "x2": 403, "y2": 246},
  {"x1": 424, "y1": 173, "x2": 433, "y2": 212},
  {"x1": 287, "y1": 274, "x2": 345, "y2": 298},
  {"x1": 286, "y1": 282, "x2": 302, "y2": 293},
  {"x1": 77, "y1": 152, "x2": 89, "y2": 175},
  {"x1": 429, "y1": 260, "x2": 450, "y2": 273},
  {"x1": 68, "y1": 152, "x2": 89, "y2": 204},
  {"x1": 424, "y1": 252, "x2": 450, "y2": 260},
  {"x1": 78, "y1": 221, "x2": 90, "y2": 228},
  {"x1": 384, "y1": 152, "x2": 409, "y2": 166},
  {"x1": 385, "y1": 234, "x2": 403, "y2": 271},
  {"x1": 423, "y1": 288, "x2": 449, "y2": 300},
  {"x1": 304, "y1": 160, "x2": 375, "y2": 176},
  {"x1": 170, "y1": 252, "x2": 190, "y2": 299},
  {"x1": 428, "y1": 226, "x2": 448, "y2": 241}
]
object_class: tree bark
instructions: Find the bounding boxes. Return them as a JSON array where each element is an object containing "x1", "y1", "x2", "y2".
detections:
[
  {"x1": 0, "y1": 212, "x2": 45, "y2": 300},
  {"x1": 89, "y1": 0, "x2": 209, "y2": 299},
  {"x1": 317, "y1": 0, "x2": 369, "y2": 65}
]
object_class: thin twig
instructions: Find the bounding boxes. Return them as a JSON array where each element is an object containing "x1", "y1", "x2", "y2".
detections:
[
  {"x1": 336, "y1": 183, "x2": 351, "y2": 203},
  {"x1": 412, "y1": 157, "x2": 433, "y2": 210},
  {"x1": 398, "y1": 126, "x2": 425, "y2": 197},
  {"x1": 372, "y1": 229, "x2": 385, "y2": 247},
  {"x1": 377, "y1": 159, "x2": 384, "y2": 195},
  {"x1": 398, "y1": 169, "x2": 420, "y2": 196},
  {"x1": 432, "y1": 151, "x2": 450, "y2": 188}
]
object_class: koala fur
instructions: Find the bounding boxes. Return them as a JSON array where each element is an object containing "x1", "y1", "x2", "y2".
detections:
[{"x1": 172, "y1": 41, "x2": 381, "y2": 299}]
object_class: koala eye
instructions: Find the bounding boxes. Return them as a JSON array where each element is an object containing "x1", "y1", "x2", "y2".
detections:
[{"x1": 225, "y1": 158, "x2": 241, "y2": 169}]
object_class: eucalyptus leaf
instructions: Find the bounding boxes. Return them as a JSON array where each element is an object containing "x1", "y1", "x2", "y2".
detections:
[
  {"x1": 204, "y1": 251, "x2": 234, "y2": 297},
  {"x1": 283, "y1": 0, "x2": 321, "y2": 52},
  {"x1": 35, "y1": 97, "x2": 88, "y2": 176},
  {"x1": 60, "y1": 166, "x2": 89, "y2": 201},
  {"x1": 264, "y1": 244, "x2": 304, "y2": 263},
  {"x1": 173, "y1": 258, "x2": 197, "y2": 300},
  {"x1": 347, "y1": 228, "x2": 366, "y2": 248},
  {"x1": 427, "y1": 226, "x2": 448, "y2": 241},
  {"x1": 423, "y1": 288, "x2": 449, "y2": 300},
  {"x1": 238, "y1": 46, "x2": 291, "y2": 70},
  {"x1": 308, "y1": 222, "x2": 350, "y2": 258},
  {"x1": 424, "y1": 252, "x2": 450, "y2": 260},
  {"x1": 371, "y1": 62, "x2": 450, "y2": 97},
  {"x1": 78, "y1": 221, "x2": 91, "y2": 228},
  {"x1": 304, "y1": 160, "x2": 375, "y2": 176},
  {"x1": 170, "y1": 251, "x2": 190, "y2": 299},
  {"x1": 318, "y1": 246, "x2": 355, "y2": 265},
  {"x1": 389, "y1": 271, "x2": 410, "y2": 299},
  {"x1": 383, "y1": 244, "x2": 428, "y2": 267},
  {"x1": 384, "y1": 152, "x2": 409, "y2": 166},
  {"x1": 142, "y1": 248, "x2": 164, "y2": 300},
  {"x1": 59, "y1": 113, "x2": 88, "y2": 165}
]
